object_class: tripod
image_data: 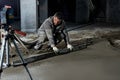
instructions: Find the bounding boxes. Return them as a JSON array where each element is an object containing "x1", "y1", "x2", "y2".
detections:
[{"x1": 0, "y1": 26, "x2": 33, "y2": 80}]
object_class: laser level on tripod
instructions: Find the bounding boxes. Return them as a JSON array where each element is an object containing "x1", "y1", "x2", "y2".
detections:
[{"x1": 0, "y1": 25, "x2": 33, "y2": 80}]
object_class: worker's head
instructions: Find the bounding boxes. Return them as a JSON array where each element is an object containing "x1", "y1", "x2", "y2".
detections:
[{"x1": 53, "y1": 12, "x2": 63, "y2": 26}]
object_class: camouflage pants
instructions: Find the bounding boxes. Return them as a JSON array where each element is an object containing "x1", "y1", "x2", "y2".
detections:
[{"x1": 35, "y1": 31, "x2": 65, "y2": 49}]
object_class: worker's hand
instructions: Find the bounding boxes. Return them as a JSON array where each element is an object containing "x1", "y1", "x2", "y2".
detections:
[
  {"x1": 52, "y1": 46, "x2": 59, "y2": 53},
  {"x1": 67, "y1": 44, "x2": 73, "y2": 51}
]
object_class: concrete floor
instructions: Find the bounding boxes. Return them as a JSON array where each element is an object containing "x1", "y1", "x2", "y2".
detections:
[{"x1": 1, "y1": 40, "x2": 120, "y2": 80}]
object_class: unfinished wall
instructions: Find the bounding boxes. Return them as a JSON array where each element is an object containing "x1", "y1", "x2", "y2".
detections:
[
  {"x1": 39, "y1": 0, "x2": 48, "y2": 23},
  {"x1": 20, "y1": 0, "x2": 37, "y2": 32},
  {"x1": 76, "y1": 0, "x2": 89, "y2": 23},
  {"x1": 106, "y1": 0, "x2": 120, "y2": 23}
]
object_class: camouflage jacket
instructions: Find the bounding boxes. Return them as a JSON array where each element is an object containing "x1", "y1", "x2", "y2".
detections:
[{"x1": 38, "y1": 16, "x2": 70, "y2": 47}]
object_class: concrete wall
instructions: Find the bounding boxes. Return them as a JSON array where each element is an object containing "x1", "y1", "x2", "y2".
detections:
[
  {"x1": 76, "y1": 0, "x2": 89, "y2": 23},
  {"x1": 106, "y1": 0, "x2": 120, "y2": 23},
  {"x1": 20, "y1": 0, "x2": 37, "y2": 32},
  {"x1": 39, "y1": 0, "x2": 48, "y2": 23}
]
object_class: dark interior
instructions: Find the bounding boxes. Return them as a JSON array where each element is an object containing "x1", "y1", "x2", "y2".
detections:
[{"x1": 48, "y1": 0, "x2": 76, "y2": 22}]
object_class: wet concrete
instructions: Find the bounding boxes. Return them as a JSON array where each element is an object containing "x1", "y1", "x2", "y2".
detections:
[{"x1": 1, "y1": 40, "x2": 120, "y2": 80}]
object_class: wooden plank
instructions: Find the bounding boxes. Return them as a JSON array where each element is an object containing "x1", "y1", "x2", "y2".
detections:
[{"x1": 12, "y1": 43, "x2": 88, "y2": 67}]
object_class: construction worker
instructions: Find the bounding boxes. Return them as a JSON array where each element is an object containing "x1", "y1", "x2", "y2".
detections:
[
  {"x1": 0, "y1": 5, "x2": 14, "y2": 43},
  {"x1": 34, "y1": 12, "x2": 73, "y2": 53},
  {"x1": 0, "y1": 5, "x2": 14, "y2": 26}
]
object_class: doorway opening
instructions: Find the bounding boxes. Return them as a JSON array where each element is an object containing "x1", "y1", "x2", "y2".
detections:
[{"x1": 48, "y1": 0, "x2": 76, "y2": 22}]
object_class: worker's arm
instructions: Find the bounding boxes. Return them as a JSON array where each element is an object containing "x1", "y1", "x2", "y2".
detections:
[
  {"x1": 44, "y1": 21, "x2": 59, "y2": 53},
  {"x1": 61, "y1": 21, "x2": 73, "y2": 50}
]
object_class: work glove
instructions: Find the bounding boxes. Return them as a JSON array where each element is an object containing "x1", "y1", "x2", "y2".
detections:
[
  {"x1": 52, "y1": 46, "x2": 59, "y2": 53},
  {"x1": 67, "y1": 44, "x2": 73, "y2": 51}
]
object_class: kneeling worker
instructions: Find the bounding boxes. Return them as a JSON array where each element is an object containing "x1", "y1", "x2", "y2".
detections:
[{"x1": 34, "y1": 12, "x2": 73, "y2": 53}]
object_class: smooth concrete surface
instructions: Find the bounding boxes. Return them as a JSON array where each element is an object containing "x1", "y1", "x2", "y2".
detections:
[{"x1": 1, "y1": 41, "x2": 120, "y2": 80}]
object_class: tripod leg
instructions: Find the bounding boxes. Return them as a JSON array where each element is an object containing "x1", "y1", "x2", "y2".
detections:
[
  {"x1": 5, "y1": 40, "x2": 10, "y2": 66},
  {"x1": 14, "y1": 34, "x2": 29, "y2": 53},
  {"x1": 12, "y1": 39, "x2": 33, "y2": 80},
  {"x1": 0, "y1": 38, "x2": 7, "y2": 75}
]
